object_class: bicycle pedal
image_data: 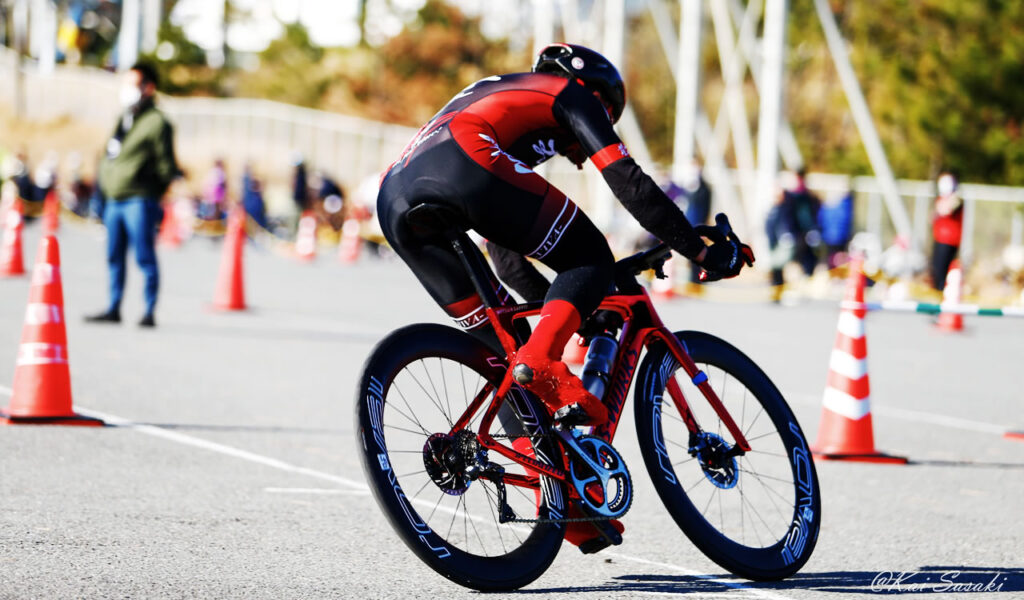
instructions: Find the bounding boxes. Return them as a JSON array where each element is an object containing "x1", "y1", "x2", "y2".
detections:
[{"x1": 577, "y1": 521, "x2": 623, "y2": 555}]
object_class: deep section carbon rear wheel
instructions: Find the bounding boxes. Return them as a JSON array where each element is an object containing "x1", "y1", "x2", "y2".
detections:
[
  {"x1": 634, "y1": 331, "x2": 820, "y2": 580},
  {"x1": 356, "y1": 324, "x2": 566, "y2": 591}
]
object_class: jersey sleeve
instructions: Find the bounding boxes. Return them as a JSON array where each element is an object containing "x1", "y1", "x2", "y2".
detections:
[{"x1": 552, "y1": 82, "x2": 705, "y2": 259}]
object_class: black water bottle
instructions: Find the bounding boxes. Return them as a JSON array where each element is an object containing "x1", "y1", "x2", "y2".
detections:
[{"x1": 581, "y1": 333, "x2": 619, "y2": 400}]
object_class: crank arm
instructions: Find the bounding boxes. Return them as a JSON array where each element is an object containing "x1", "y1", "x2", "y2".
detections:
[{"x1": 555, "y1": 429, "x2": 611, "y2": 488}]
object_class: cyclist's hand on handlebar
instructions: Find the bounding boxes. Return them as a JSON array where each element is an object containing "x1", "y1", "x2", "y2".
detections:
[{"x1": 695, "y1": 214, "x2": 755, "y2": 282}]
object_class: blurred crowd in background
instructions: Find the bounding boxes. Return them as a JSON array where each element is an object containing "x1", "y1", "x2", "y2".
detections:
[
  {"x1": 6, "y1": 136, "x2": 997, "y2": 306},
  {"x1": 0, "y1": 143, "x2": 382, "y2": 248}
]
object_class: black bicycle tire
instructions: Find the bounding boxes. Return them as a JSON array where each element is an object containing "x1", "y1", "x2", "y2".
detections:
[
  {"x1": 634, "y1": 330, "x2": 821, "y2": 580},
  {"x1": 355, "y1": 323, "x2": 567, "y2": 591}
]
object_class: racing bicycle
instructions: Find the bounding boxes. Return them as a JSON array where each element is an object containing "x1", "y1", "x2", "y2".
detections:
[{"x1": 355, "y1": 206, "x2": 820, "y2": 591}]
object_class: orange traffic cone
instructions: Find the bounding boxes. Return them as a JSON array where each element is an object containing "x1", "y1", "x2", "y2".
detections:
[
  {"x1": 212, "y1": 206, "x2": 246, "y2": 311},
  {"x1": 936, "y1": 259, "x2": 964, "y2": 332},
  {"x1": 812, "y1": 256, "x2": 906, "y2": 463},
  {"x1": 563, "y1": 333, "x2": 588, "y2": 366},
  {"x1": 1, "y1": 236, "x2": 103, "y2": 426},
  {"x1": 42, "y1": 188, "x2": 60, "y2": 235},
  {"x1": 651, "y1": 255, "x2": 675, "y2": 300},
  {"x1": 295, "y1": 210, "x2": 317, "y2": 262},
  {"x1": 337, "y1": 217, "x2": 362, "y2": 264},
  {"x1": 157, "y1": 201, "x2": 182, "y2": 248},
  {"x1": 1, "y1": 197, "x2": 26, "y2": 277}
]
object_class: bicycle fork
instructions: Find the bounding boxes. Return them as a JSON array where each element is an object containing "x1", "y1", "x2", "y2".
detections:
[{"x1": 654, "y1": 329, "x2": 752, "y2": 455}]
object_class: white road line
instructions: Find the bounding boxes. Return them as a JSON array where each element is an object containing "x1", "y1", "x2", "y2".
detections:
[
  {"x1": 75, "y1": 405, "x2": 369, "y2": 490},
  {"x1": 264, "y1": 487, "x2": 369, "y2": 495}
]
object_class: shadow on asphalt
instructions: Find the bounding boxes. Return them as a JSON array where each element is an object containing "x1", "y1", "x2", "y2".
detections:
[{"x1": 522, "y1": 566, "x2": 1023, "y2": 595}]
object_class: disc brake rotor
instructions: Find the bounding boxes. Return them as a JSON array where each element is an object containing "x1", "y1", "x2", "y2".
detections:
[
  {"x1": 691, "y1": 431, "x2": 739, "y2": 489},
  {"x1": 422, "y1": 431, "x2": 480, "y2": 496}
]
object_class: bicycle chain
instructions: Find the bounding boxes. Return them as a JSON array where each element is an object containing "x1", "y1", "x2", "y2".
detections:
[
  {"x1": 496, "y1": 478, "x2": 610, "y2": 525},
  {"x1": 489, "y1": 435, "x2": 614, "y2": 526},
  {"x1": 505, "y1": 514, "x2": 610, "y2": 524}
]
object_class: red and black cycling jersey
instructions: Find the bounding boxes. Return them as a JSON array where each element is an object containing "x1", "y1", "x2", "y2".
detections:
[{"x1": 386, "y1": 72, "x2": 705, "y2": 259}]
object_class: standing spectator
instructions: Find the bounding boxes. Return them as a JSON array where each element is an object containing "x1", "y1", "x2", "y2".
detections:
[
  {"x1": 241, "y1": 164, "x2": 268, "y2": 230},
  {"x1": 313, "y1": 169, "x2": 345, "y2": 230},
  {"x1": 930, "y1": 171, "x2": 963, "y2": 291},
  {"x1": 85, "y1": 62, "x2": 178, "y2": 328},
  {"x1": 4, "y1": 151, "x2": 34, "y2": 203},
  {"x1": 680, "y1": 161, "x2": 712, "y2": 289},
  {"x1": 291, "y1": 153, "x2": 309, "y2": 213},
  {"x1": 290, "y1": 154, "x2": 310, "y2": 235},
  {"x1": 201, "y1": 158, "x2": 227, "y2": 220},
  {"x1": 765, "y1": 186, "x2": 797, "y2": 297},
  {"x1": 788, "y1": 167, "x2": 822, "y2": 277},
  {"x1": 66, "y1": 151, "x2": 95, "y2": 217},
  {"x1": 32, "y1": 151, "x2": 60, "y2": 204},
  {"x1": 818, "y1": 181, "x2": 855, "y2": 269}
]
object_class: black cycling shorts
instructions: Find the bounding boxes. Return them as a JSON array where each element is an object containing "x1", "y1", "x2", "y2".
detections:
[{"x1": 377, "y1": 134, "x2": 614, "y2": 332}]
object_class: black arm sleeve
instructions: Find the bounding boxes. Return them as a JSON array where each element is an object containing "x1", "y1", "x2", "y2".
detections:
[
  {"x1": 602, "y1": 158, "x2": 705, "y2": 259},
  {"x1": 552, "y1": 82, "x2": 705, "y2": 259}
]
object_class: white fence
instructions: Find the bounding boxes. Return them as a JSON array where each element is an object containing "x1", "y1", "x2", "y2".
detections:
[{"x1": 2, "y1": 47, "x2": 1022, "y2": 265}]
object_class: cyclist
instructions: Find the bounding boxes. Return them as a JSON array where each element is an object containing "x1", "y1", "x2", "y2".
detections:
[{"x1": 378, "y1": 44, "x2": 751, "y2": 432}]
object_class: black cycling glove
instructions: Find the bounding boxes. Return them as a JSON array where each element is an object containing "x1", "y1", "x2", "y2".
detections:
[{"x1": 695, "y1": 224, "x2": 754, "y2": 281}]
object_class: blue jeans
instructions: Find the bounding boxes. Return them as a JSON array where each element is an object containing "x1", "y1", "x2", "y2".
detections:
[{"x1": 104, "y1": 196, "x2": 160, "y2": 316}]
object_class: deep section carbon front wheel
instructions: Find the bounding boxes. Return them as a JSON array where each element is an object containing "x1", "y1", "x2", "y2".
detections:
[
  {"x1": 634, "y1": 331, "x2": 820, "y2": 580},
  {"x1": 355, "y1": 324, "x2": 567, "y2": 591}
]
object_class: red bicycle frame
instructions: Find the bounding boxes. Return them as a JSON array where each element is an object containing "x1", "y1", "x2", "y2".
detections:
[{"x1": 448, "y1": 285, "x2": 752, "y2": 490}]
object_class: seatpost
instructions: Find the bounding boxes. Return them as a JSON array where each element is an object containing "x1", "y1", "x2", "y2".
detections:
[{"x1": 448, "y1": 234, "x2": 501, "y2": 310}]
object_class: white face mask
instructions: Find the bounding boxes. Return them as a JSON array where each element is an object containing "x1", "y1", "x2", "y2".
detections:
[
  {"x1": 937, "y1": 174, "x2": 957, "y2": 196},
  {"x1": 119, "y1": 85, "x2": 142, "y2": 108}
]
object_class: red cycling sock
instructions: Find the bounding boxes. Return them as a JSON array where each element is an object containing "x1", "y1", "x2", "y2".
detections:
[{"x1": 520, "y1": 299, "x2": 582, "y2": 361}]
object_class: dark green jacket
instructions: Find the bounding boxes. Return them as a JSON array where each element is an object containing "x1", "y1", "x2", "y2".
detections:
[{"x1": 99, "y1": 100, "x2": 179, "y2": 200}]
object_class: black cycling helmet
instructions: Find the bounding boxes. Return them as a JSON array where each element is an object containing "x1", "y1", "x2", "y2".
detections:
[{"x1": 533, "y1": 43, "x2": 626, "y2": 124}]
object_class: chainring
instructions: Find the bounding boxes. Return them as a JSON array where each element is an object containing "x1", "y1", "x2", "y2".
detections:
[{"x1": 562, "y1": 433, "x2": 632, "y2": 519}]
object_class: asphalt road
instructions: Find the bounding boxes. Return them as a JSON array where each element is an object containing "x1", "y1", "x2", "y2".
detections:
[{"x1": 2, "y1": 223, "x2": 1023, "y2": 599}]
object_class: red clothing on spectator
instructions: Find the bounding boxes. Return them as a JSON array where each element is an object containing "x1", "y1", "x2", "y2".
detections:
[{"x1": 932, "y1": 196, "x2": 963, "y2": 246}]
